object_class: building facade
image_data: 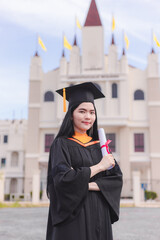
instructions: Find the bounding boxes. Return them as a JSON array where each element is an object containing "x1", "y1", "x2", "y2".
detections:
[
  {"x1": 0, "y1": 119, "x2": 27, "y2": 199},
  {"x1": 1, "y1": 0, "x2": 160, "y2": 200}
]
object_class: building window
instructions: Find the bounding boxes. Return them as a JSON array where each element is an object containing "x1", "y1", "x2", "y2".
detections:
[
  {"x1": 44, "y1": 91, "x2": 54, "y2": 102},
  {"x1": 4, "y1": 135, "x2": 8, "y2": 143},
  {"x1": 45, "y1": 134, "x2": 54, "y2": 152},
  {"x1": 11, "y1": 152, "x2": 19, "y2": 167},
  {"x1": 10, "y1": 178, "x2": 17, "y2": 193},
  {"x1": 134, "y1": 133, "x2": 144, "y2": 152},
  {"x1": 1, "y1": 158, "x2": 6, "y2": 168},
  {"x1": 112, "y1": 83, "x2": 118, "y2": 98},
  {"x1": 134, "y1": 90, "x2": 144, "y2": 100},
  {"x1": 106, "y1": 133, "x2": 116, "y2": 152}
]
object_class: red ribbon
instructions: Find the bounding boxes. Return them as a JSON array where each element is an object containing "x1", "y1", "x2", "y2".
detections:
[{"x1": 101, "y1": 139, "x2": 112, "y2": 154}]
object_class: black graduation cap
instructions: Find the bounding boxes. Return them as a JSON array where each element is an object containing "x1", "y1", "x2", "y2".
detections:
[{"x1": 56, "y1": 82, "x2": 105, "y2": 112}]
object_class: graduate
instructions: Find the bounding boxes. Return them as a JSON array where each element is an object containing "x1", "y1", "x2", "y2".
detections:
[{"x1": 46, "y1": 82, "x2": 123, "y2": 240}]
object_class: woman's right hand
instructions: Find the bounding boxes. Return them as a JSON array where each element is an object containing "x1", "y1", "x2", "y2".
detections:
[
  {"x1": 98, "y1": 154, "x2": 115, "y2": 171},
  {"x1": 90, "y1": 154, "x2": 115, "y2": 178}
]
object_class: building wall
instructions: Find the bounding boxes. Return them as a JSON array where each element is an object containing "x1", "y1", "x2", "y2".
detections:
[
  {"x1": 1, "y1": 2, "x2": 160, "y2": 200},
  {"x1": 0, "y1": 120, "x2": 27, "y2": 195},
  {"x1": 23, "y1": 44, "x2": 160, "y2": 198}
]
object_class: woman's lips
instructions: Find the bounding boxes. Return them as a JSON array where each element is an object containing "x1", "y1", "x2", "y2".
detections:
[{"x1": 82, "y1": 122, "x2": 91, "y2": 125}]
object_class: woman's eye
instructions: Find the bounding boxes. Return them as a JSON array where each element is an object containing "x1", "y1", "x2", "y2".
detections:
[
  {"x1": 91, "y1": 112, "x2": 95, "y2": 115},
  {"x1": 79, "y1": 111, "x2": 85, "y2": 113}
]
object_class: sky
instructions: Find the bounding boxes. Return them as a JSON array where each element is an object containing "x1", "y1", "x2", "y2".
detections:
[{"x1": 0, "y1": 0, "x2": 160, "y2": 120}]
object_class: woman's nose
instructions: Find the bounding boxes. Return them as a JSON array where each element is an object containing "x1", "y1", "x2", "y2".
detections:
[{"x1": 85, "y1": 112, "x2": 91, "y2": 119}]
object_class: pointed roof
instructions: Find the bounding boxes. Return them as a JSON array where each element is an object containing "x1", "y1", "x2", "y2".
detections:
[
  {"x1": 122, "y1": 48, "x2": 125, "y2": 56},
  {"x1": 73, "y1": 35, "x2": 77, "y2": 46},
  {"x1": 84, "y1": 0, "x2": 102, "y2": 27},
  {"x1": 111, "y1": 34, "x2": 115, "y2": 45},
  {"x1": 62, "y1": 49, "x2": 65, "y2": 57},
  {"x1": 34, "y1": 51, "x2": 39, "y2": 57},
  {"x1": 151, "y1": 47, "x2": 155, "y2": 54}
]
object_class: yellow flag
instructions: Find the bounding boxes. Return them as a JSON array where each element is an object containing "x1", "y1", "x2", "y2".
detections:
[
  {"x1": 64, "y1": 35, "x2": 72, "y2": 50},
  {"x1": 76, "y1": 17, "x2": 82, "y2": 29},
  {"x1": 153, "y1": 33, "x2": 160, "y2": 47},
  {"x1": 112, "y1": 16, "x2": 115, "y2": 31},
  {"x1": 124, "y1": 33, "x2": 129, "y2": 49},
  {"x1": 38, "y1": 36, "x2": 47, "y2": 51}
]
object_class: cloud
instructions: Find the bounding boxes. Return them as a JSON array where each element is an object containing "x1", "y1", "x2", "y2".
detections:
[
  {"x1": 0, "y1": 0, "x2": 158, "y2": 39},
  {"x1": 0, "y1": 0, "x2": 159, "y2": 119},
  {"x1": 0, "y1": 0, "x2": 88, "y2": 37}
]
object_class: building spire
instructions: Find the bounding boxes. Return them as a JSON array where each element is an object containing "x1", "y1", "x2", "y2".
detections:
[
  {"x1": 111, "y1": 33, "x2": 115, "y2": 45},
  {"x1": 73, "y1": 35, "x2": 77, "y2": 46},
  {"x1": 151, "y1": 47, "x2": 155, "y2": 54},
  {"x1": 84, "y1": 0, "x2": 102, "y2": 27},
  {"x1": 122, "y1": 48, "x2": 125, "y2": 56},
  {"x1": 34, "y1": 51, "x2": 39, "y2": 57},
  {"x1": 62, "y1": 49, "x2": 65, "y2": 57}
]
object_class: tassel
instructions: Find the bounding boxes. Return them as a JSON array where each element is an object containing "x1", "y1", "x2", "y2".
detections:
[{"x1": 63, "y1": 88, "x2": 66, "y2": 112}]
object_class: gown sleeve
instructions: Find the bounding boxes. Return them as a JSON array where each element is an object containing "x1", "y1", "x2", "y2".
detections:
[
  {"x1": 48, "y1": 137, "x2": 91, "y2": 226},
  {"x1": 95, "y1": 161, "x2": 123, "y2": 224}
]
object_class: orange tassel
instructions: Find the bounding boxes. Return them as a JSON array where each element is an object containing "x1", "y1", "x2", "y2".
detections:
[{"x1": 63, "y1": 88, "x2": 66, "y2": 112}]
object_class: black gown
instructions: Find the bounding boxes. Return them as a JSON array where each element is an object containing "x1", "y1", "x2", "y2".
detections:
[{"x1": 46, "y1": 136, "x2": 123, "y2": 240}]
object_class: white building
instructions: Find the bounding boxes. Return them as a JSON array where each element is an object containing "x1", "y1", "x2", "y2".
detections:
[
  {"x1": 0, "y1": 120, "x2": 27, "y2": 199},
  {"x1": 1, "y1": 0, "x2": 160, "y2": 200}
]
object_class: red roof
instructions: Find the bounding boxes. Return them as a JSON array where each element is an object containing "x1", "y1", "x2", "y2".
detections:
[
  {"x1": 111, "y1": 34, "x2": 115, "y2": 45},
  {"x1": 122, "y1": 48, "x2": 125, "y2": 56},
  {"x1": 73, "y1": 35, "x2": 77, "y2": 46},
  {"x1": 84, "y1": 0, "x2": 102, "y2": 27},
  {"x1": 34, "y1": 51, "x2": 39, "y2": 57},
  {"x1": 151, "y1": 48, "x2": 155, "y2": 54},
  {"x1": 62, "y1": 49, "x2": 65, "y2": 57}
]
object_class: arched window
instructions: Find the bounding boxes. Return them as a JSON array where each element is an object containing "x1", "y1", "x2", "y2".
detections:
[
  {"x1": 112, "y1": 83, "x2": 118, "y2": 98},
  {"x1": 11, "y1": 152, "x2": 19, "y2": 167},
  {"x1": 10, "y1": 178, "x2": 17, "y2": 193},
  {"x1": 134, "y1": 90, "x2": 144, "y2": 100},
  {"x1": 44, "y1": 91, "x2": 54, "y2": 102}
]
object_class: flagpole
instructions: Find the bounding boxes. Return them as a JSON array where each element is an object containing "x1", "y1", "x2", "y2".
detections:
[
  {"x1": 62, "y1": 32, "x2": 64, "y2": 52},
  {"x1": 122, "y1": 29, "x2": 124, "y2": 50},
  {"x1": 151, "y1": 28, "x2": 153, "y2": 49},
  {"x1": 36, "y1": 33, "x2": 38, "y2": 53},
  {"x1": 75, "y1": 15, "x2": 77, "y2": 36}
]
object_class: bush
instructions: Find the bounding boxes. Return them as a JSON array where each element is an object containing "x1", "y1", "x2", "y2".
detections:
[
  {"x1": 145, "y1": 190, "x2": 158, "y2": 200},
  {"x1": 40, "y1": 190, "x2": 43, "y2": 200},
  {"x1": 4, "y1": 194, "x2": 10, "y2": 201},
  {"x1": 19, "y1": 195, "x2": 24, "y2": 199},
  {"x1": 30, "y1": 191, "x2": 43, "y2": 199}
]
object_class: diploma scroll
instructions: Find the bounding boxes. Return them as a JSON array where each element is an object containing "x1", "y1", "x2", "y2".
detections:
[{"x1": 98, "y1": 128, "x2": 113, "y2": 169}]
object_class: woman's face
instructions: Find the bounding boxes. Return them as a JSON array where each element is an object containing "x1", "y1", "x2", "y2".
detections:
[{"x1": 72, "y1": 102, "x2": 96, "y2": 134}]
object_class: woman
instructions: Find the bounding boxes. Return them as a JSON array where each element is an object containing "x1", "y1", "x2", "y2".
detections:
[{"x1": 46, "y1": 82, "x2": 123, "y2": 240}]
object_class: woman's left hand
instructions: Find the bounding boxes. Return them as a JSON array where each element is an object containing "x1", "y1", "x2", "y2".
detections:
[{"x1": 88, "y1": 182, "x2": 100, "y2": 191}]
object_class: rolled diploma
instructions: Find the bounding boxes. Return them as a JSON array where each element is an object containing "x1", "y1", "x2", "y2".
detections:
[{"x1": 98, "y1": 128, "x2": 113, "y2": 169}]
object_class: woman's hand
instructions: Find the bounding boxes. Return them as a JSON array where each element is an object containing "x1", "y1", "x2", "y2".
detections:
[
  {"x1": 90, "y1": 154, "x2": 115, "y2": 178},
  {"x1": 98, "y1": 154, "x2": 115, "y2": 171},
  {"x1": 88, "y1": 182, "x2": 100, "y2": 191}
]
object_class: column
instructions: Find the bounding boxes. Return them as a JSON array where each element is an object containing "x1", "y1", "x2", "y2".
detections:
[
  {"x1": 132, "y1": 171, "x2": 141, "y2": 206},
  {"x1": 32, "y1": 170, "x2": 40, "y2": 204}
]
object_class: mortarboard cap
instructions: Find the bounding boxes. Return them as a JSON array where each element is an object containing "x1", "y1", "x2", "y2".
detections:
[{"x1": 56, "y1": 82, "x2": 105, "y2": 112}]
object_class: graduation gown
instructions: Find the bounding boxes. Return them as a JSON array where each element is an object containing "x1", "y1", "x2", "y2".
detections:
[{"x1": 46, "y1": 136, "x2": 123, "y2": 240}]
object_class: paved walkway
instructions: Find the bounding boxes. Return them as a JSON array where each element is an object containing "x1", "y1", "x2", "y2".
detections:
[{"x1": 0, "y1": 207, "x2": 160, "y2": 240}]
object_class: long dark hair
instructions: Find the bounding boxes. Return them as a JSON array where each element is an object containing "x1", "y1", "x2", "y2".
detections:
[
  {"x1": 56, "y1": 102, "x2": 99, "y2": 140},
  {"x1": 47, "y1": 102, "x2": 99, "y2": 198}
]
